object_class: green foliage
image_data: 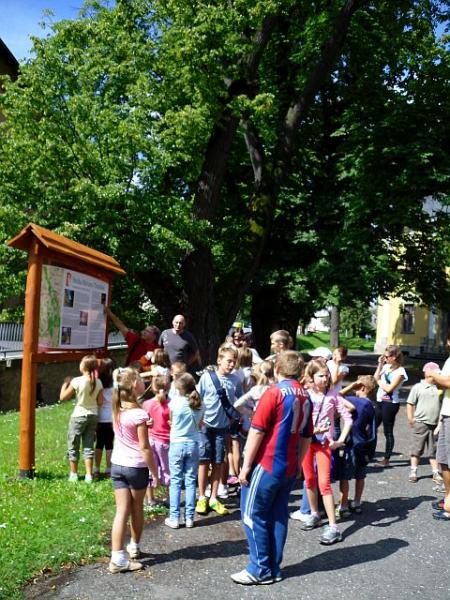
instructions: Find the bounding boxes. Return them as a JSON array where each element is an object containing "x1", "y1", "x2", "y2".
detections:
[{"x1": 297, "y1": 331, "x2": 374, "y2": 352}]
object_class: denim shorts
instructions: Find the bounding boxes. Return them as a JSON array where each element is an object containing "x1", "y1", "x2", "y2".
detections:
[
  {"x1": 199, "y1": 426, "x2": 228, "y2": 464},
  {"x1": 111, "y1": 464, "x2": 149, "y2": 490}
]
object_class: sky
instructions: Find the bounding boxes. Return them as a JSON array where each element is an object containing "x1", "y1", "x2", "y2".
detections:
[{"x1": 0, "y1": 1, "x2": 83, "y2": 61}]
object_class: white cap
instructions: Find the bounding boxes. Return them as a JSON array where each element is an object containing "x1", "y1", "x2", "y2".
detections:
[{"x1": 308, "y1": 346, "x2": 332, "y2": 360}]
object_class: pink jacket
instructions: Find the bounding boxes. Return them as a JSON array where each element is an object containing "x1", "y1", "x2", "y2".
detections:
[{"x1": 308, "y1": 390, "x2": 352, "y2": 443}]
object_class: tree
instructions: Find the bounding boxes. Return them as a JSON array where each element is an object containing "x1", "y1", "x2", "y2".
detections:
[{"x1": 1, "y1": 0, "x2": 449, "y2": 361}]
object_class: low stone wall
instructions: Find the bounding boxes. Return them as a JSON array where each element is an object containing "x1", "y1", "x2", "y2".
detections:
[{"x1": 0, "y1": 348, "x2": 127, "y2": 413}]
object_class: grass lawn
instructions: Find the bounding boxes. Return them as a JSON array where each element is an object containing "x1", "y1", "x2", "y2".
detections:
[
  {"x1": 0, "y1": 402, "x2": 115, "y2": 599},
  {"x1": 297, "y1": 331, "x2": 375, "y2": 353}
]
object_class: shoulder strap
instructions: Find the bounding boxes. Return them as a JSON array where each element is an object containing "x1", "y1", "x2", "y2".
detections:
[{"x1": 209, "y1": 370, "x2": 241, "y2": 421}]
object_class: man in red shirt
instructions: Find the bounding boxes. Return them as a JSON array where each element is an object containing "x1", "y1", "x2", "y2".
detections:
[
  {"x1": 105, "y1": 307, "x2": 160, "y2": 366},
  {"x1": 231, "y1": 351, "x2": 312, "y2": 586}
]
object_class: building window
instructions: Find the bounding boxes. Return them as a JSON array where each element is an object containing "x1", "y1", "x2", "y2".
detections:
[{"x1": 401, "y1": 303, "x2": 415, "y2": 334}]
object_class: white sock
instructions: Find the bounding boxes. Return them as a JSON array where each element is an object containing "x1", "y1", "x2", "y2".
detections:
[
  {"x1": 128, "y1": 540, "x2": 139, "y2": 551},
  {"x1": 111, "y1": 550, "x2": 128, "y2": 566},
  {"x1": 410, "y1": 466, "x2": 417, "y2": 472}
]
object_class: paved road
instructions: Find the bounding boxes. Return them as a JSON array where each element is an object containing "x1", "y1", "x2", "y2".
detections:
[{"x1": 26, "y1": 402, "x2": 449, "y2": 600}]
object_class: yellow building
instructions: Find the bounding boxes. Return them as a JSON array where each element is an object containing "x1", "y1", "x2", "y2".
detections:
[{"x1": 375, "y1": 297, "x2": 449, "y2": 356}]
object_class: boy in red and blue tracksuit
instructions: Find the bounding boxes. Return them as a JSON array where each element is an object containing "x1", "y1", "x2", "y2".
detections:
[{"x1": 231, "y1": 351, "x2": 313, "y2": 586}]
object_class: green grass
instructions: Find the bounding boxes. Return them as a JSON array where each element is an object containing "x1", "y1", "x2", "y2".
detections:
[
  {"x1": 297, "y1": 331, "x2": 375, "y2": 352},
  {"x1": 0, "y1": 403, "x2": 115, "y2": 598}
]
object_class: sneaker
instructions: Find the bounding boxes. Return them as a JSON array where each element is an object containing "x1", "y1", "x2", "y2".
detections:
[
  {"x1": 289, "y1": 510, "x2": 310, "y2": 523},
  {"x1": 273, "y1": 574, "x2": 283, "y2": 583},
  {"x1": 104, "y1": 470, "x2": 111, "y2": 478},
  {"x1": 108, "y1": 560, "x2": 143, "y2": 574},
  {"x1": 68, "y1": 472, "x2": 78, "y2": 482},
  {"x1": 85, "y1": 474, "x2": 93, "y2": 483},
  {"x1": 164, "y1": 517, "x2": 179, "y2": 529},
  {"x1": 227, "y1": 475, "x2": 239, "y2": 485},
  {"x1": 432, "y1": 499, "x2": 445, "y2": 511},
  {"x1": 209, "y1": 499, "x2": 229, "y2": 515},
  {"x1": 230, "y1": 569, "x2": 273, "y2": 585},
  {"x1": 185, "y1": 518, "x2": 194, "y2": 528},
  {"x1": 335, "y1": 506, "x2": 351, "y2": 520},
  {"x1": 432, "y1": 510, "x2": 450, "y2": 521},
  {"x1": 432, "y1": 472, "x2": 444, "y2": 484},
  {"x1": 408, "y1": 471, "x2": 418, "y2": 483},
  {"x1": 218, "y1": 483, "x2": 229, "y2": 499},
  {"x1": 319, "y1": 525, "x2": 342, "y2": 545},
  {"x1": 126, "y1": 543, "x2": 140, "y2": 560},
  {"x1": 349, "y1": 501, "x2": 362, "y2": 514},
  {"x1": 300, "y1": 513, "x2": 322, "y2": 530},
  {"x1": 195, "y1": 497, "x2": 209, "y2": 515}
]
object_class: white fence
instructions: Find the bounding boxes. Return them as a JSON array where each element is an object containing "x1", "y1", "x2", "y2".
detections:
[{"x1": 0, "y1": 322, "x2": 126, "y2": 359}]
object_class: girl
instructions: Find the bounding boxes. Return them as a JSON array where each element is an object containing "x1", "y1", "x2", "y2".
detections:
[
  {"x1": 109, "y1": 367, "x2": 159, "y2": 574},
  {"x1": 301, "y1": 359, "x2": 352, "y2": 545},
  {"x1": 373, "y1": 345, "x2": 408, "y2": 467},
  {"x1": 150, "y1": 349, "x2": 171, "y2": 377},
  {"x1": 168, "y1": 361, "x2": 187, "y2": 402},
  {"x1": 94, "y1": 358, "x2": 115, "y2": 478},
  {"x1": 60, "y1": 354, "x2": 103, "y2": 482},
  {"x1": 166, "y1": 373, "x2": 204, "y2": 528},
  {"x1": 233, "y1": 360, "x2": 274, "y2": 416},
  {"x1": 141, "y1": 375, "x2": 171, "y2": 507}
]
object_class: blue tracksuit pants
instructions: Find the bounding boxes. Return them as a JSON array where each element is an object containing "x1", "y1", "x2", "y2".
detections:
[{"x1": 240, "y1": 464, "x2": 295, "y2": 580}]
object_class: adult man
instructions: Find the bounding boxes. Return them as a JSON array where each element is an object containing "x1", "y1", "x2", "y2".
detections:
[
  {"x1": 428, "y1": 331, "x2": 450, "y2": 521},
  {"x1": 159, "y1": 315, "x2": 201, "y2": 372},
  {"x1": 105, "y1": 307, "x2": 160, "y2": 366},
  {"x1": 231, "y1": 351, "x2": 312, "y2": 585}
]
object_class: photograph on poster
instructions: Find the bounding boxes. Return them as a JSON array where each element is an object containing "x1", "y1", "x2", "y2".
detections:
[
  {"x1": 61, "y1": 326, "x2": 72, "y2": 345},
  {"x1": 64, "y1": 289, "x2": 74, "y2": 308}
]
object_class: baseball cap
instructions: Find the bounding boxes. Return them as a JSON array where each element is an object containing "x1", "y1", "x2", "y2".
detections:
[
  {"x1": 423, "y1": 362, "x2": 440, "y2": 374},
  {"x1": 308, "y1": 347, "x2": 332, "y2": 360}
]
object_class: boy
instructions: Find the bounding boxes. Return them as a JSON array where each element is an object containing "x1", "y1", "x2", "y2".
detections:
[
  {"x1": 231, "y1": 351, "x2": 312, "y2": 585},
  {"x1": 406, "y1": 362, "x2": 443, "y2": 484},
  {"x1": 196, "y1": 344, "x2": 242, "y2": 516},
  {"x1": 336, "y1": 375, "x2": 377, "y2": 514}
]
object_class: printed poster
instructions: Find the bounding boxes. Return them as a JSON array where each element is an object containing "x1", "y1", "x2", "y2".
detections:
[{"x1": 38, "y1": 265, "x2": 108, "y2": 351}]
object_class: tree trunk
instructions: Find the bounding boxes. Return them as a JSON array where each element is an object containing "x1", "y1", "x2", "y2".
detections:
[{"x1": 330, "y1": 305, "x2": 340, "y2": 349}]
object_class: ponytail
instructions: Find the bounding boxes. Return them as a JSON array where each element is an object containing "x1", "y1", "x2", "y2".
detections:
[
  {"x1": 80, "y1": 354, "x2": 98, "y2": 393},
  {"x1": 175, "y1": 373, "x2": 201, "y2": 411}
]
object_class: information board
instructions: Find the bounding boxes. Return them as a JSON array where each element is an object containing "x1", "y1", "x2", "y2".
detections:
[{"x1": 38, "y1": 265, "x2": 109, "y2": 351}]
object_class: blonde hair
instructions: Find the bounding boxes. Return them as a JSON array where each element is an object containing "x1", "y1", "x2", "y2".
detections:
[
  {"x1": 357, "y1": 375, "x2": 377, "y2": 399},
  {"x1": 152, "y1": 374, "x2": 169, "y2": 401},
  {"x1": 275, "y1": 351, "x2": 304, "y2": 379},
  {"x1": 171, "y1": 361, "x2": 187, "y2": 378},
  {"x1": 112, "y1": 367, "x2": 141, "y2": 424},
  {"x1": 80, "y1": 354, "x2": 98, "y2": 393},
  {"x1": 253, "y1": 360, "x2": 274, "y2": 386},
  {"x1": 175, "y1": 373, "x2": 202, "y2": 410},
  {"x1": 305, "y1": 359, "x2": 329, "y2": 390},
  {"x1": 217, "y1": 343, "x2": 238, "y2": 361}
]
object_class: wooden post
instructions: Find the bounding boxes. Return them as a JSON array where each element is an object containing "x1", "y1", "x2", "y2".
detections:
[{"x1": 18, "y1": 239, "x2": 42, "y2": 478}]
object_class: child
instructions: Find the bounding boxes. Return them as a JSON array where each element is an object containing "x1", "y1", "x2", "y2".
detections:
[
  {"x1": 335, "y1": 375, "x2": 377, "y2": 516},
  {"x1": 265, "y1": 330, "x2": 290, "y2": 361},
  {"x1": 327, "y1": 346, "x2": 349, "y2": 394},
  {"x1": 94, "y1": 358, "x2": 115, "y2": 478},
  {"x1": 234, "y1": 360, "x2": 274, "y2": 416},
  {"x1": 406, "y1": 362, "x2": 443, "y2": 484},
  {"x1": 60, "y1": 354, "x2": 103, "y2": 482},
  {"x1": 196, "y1": 343, "x2": 243, "y2": 516},
  {"x1": 300, "y1": 359, "x2": 352, "y2": 544},
  {"x1": 165, "y1": 373, "x2": 204, "y2": 528},
  {"x1": 109, "y1": 367, "x2": 159, "y2": 573},
  {"x1": 168, "y1": 361, "x2": 187, "y2": 402},
  {"x1": 231, "y1": 351, "x2": 312, "y2": 585},
  {"x1": 141, "y1": 375, "x2": 171, "y2": 507},
  {"x1": 139, "y1": 348, "x2": 171, "y2": 376}
]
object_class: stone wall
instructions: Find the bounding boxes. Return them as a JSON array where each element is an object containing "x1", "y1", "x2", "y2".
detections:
[{"x1": 0, "y1": 348, "x2": 127, "y2": 412}]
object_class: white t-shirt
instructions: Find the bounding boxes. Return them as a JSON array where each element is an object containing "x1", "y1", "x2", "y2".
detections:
[
  {"x1": 376, "y1": 365, "x2": 408, "y2": 404},
  {"x1": 97, "y1": 387, "x2": 113, "y2": 423},
  {"x1": 440, "y1": 356, "x2": 450, "y2": 416},
  {"x1": 326, "y1": 360, "x2": 349, "y2": 394}
]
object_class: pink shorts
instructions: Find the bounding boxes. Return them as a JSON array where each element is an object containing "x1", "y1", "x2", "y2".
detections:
[{"x1": 149, "y1": 438, "x2": 170, "y2": 487}]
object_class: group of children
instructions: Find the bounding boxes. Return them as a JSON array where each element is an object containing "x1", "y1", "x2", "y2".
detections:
[{"x1": 59, "y1": 329, "x2": 446, "y2": 577}]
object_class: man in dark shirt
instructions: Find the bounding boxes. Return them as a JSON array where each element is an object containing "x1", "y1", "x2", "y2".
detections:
[{"x1": 159, "y1": 314, "x2": 201, "y2": 372}]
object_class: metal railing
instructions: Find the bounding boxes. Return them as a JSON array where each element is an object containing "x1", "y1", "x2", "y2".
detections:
[{"x1": 0, "y1": 323, "x2": 126, "y2": 359}]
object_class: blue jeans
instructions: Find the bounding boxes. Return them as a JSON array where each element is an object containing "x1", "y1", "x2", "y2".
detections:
[
  {"x1": 169, "y1": 441, "x2": 199, "y2": 520},
  {"x1": 240, "y1": 464, "x2": 295, "y2": 580}
]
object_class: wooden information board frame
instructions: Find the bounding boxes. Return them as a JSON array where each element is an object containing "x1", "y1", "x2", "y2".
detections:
[{"x1": 8, "y1": 223, "x2": 125, "y2": 478}]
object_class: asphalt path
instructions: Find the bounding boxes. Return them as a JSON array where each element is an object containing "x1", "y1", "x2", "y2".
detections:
[{"x1": 25, "y1": 354, "x2": 450, "y2": 600}]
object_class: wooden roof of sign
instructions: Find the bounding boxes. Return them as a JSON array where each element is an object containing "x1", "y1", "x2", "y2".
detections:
[{"x1": 8, "y1": 223, "x2": 126, "y2": 276}]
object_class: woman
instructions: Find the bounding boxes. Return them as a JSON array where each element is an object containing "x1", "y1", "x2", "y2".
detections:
[{"x1": 373, "y1": 345, "x2": 408, "y2": 467}]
